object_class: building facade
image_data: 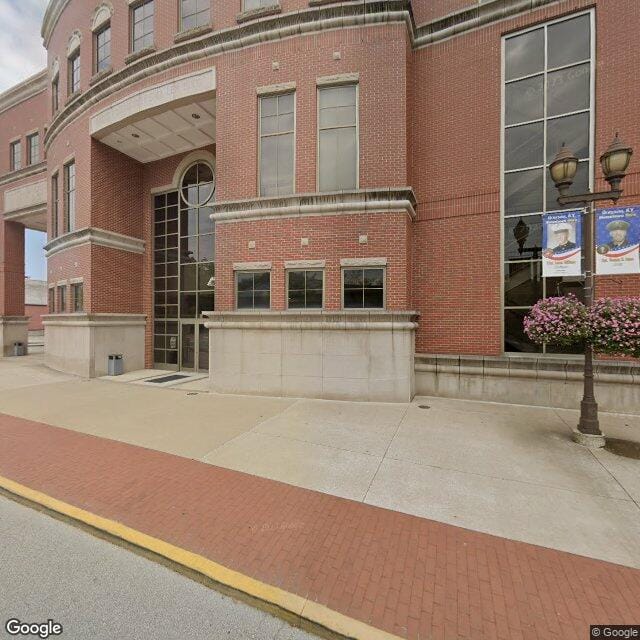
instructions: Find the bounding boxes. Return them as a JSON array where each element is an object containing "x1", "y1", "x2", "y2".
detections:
[{"x1": 0, "y1": 0, "x2": 638, "y2": 405}]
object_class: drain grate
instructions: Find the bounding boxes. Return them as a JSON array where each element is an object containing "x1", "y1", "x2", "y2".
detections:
[{"x1": 147, "y1": 374, "x2": 190, "y2": 384}]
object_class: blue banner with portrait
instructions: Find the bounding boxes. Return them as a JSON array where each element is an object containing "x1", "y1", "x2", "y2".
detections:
[
  {"x1": 542, "y1": 210, "x2": 583, "y2": 277},
  {"x1": 596, "y1": 206, "x2": 640, "y2": 275}
]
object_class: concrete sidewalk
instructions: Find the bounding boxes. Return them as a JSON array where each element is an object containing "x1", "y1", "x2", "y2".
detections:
[{"x1": 0, "y1": 355, "x2": 638, "y2": 568}]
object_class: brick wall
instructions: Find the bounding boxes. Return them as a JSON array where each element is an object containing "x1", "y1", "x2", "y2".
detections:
[
  {"x1": 0, "y1": 221, "x2": 25, "y2": 317},
  {"x1": 25, "y1": 305, "x2": 46, "y2": 331},
  {"x1": 215, "y1": 212, "x2": 412, "y2": 312},
  {"x1": 215, "y1": 25, "x2": 408, "y2": 200},
  {"x1": 409, "y1": 0, "x2": 640, "y2": 355}
]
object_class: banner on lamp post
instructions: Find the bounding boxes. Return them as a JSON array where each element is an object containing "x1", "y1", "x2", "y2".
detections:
[
  {"x1": 542, "y1": 210, "x2": 583, "y2": 277},
  {"x1": 595, "y1": 206, "x2": 640, "y2": 275}
]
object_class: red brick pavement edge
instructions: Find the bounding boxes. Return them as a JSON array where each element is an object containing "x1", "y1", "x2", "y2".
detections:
[{"x1": 1, "y1": 413, "x2": 639, "y2": 640}]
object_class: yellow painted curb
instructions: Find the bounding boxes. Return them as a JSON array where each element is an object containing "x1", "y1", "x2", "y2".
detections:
[{"x1": 0, "y1": 475, "x2": 402, "y2": 640}]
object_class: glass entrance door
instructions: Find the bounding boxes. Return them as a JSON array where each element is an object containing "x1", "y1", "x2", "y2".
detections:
[{"x1": 180, "y1": 321, "x2": 209, "y2": 372}]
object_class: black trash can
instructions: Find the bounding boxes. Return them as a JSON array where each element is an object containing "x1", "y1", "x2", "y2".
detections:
[{"x1": 107, "y1": 354, "x2": 124, "y2": 376}]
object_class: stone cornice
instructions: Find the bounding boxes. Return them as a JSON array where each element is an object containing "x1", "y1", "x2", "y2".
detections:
[
  {"x1": 413, "y1": 0, "x2": 560, "y2": 47},
  {"x1": 0, "y1": 70, "x2": 47, "y2": 116},
  {"x1": 42, "y1": 0, "x2": 70, "y2": 46},
  {"x1": 210, "y1": 188, "x2": 417, "y2": 223},
  {"x1": 203, "y1": 310, "x2": 419, "y2": 331},
  {"x1": 0, "y1": 162, "x2": 47, "y2": 188},
  {"x1": 44, "y1": 227, "x2": 145, "y2": 258}
]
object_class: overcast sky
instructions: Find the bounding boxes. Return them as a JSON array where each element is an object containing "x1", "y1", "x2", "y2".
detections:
[
  {"x1": 0, "y1": 0, "x2": 48, "y2": 93},
  {"x1": 1, "y1": 0, "x2": 49, "y2": 280}
]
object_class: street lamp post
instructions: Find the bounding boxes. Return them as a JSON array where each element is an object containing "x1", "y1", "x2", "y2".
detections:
[{"x1": 548, "y1": 134, "x2": 633, "y2": 448}]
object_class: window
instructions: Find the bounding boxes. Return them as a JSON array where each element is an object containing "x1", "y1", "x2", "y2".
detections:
[
  {"x1": 343, "y1": 268, "x2": 384, "y2": 309},
  {"x1": 48, "y1": 288, "x2": 55, "y2": 314},
  {"x1": 179, "y1": 162, "x2": 216, "y2": 318},
  {"x1": 236, "y1": 271, "x2": 270, "y2": 310},
  {"x1": 58, "y1": 285, "x2": 67, "y2": 313},
  {"x1": 318, "y1": 84, "x2": 358, "y2": 191},
  {"x1": 503, "y1": 12, "x2": 592, "y2": 353},
  {"x1": 52, "y1": 77, "x2": 59, "y2": 113},
  {"x1": 259, "y1": 92, "x2": 294, "y2": 196},
  {"x1": 131, "y1": 0, "x2": 154, "y2": 52},
  {"x1": 244, "y1": 0, "x2": 277, "y2": 10},
  {"x1": 287, "y1": 270, "x2": 323, "y2": 309},
  {"x1": 72, "y1": 283, "x2": 84, "y2": 312},
  {"x1": 180, "y1": 0, "x2": 210, "y2": 31},
  {"x1": 68, "y1": 50, "x2": 81, "y2": 95},
  {"x1": 51, "y1": 174, "x2": 59, "y2": 239},
  {"x1": 64, "y1": 162, "x2": 76, "y2": 232},
  {"x1": 153, "y1": 191, "x2": 180, "y2": 367},
  {"x1": 27, "y1": 133, "x2": 39, "y2": 165},
  {"x1": 94, "y1": 24, "x2": 111, "y2": 73},
  {"x1": 9, "y1": 141, "x2": 21, "y2": 171}
]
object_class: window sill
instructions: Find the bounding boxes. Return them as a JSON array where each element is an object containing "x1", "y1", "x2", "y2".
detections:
[
  {"x1": 236, "y1": 3, "x2": 281, "y2": 24},
  {"x1": 125, "y1": 46, "x2": 157, "y2": 65},
  {"x1": 65, "y1": 90, "x2": 82, "y2": 106},
  {"x1": 309, "y1": 0, "x2": 358, "y2": 5},
  {"x1": 89, "y1": 67, "x2": 113, "y2": 86},
  {"x1": 174, "y1": 25, "x2": 213, "y2": 44}
]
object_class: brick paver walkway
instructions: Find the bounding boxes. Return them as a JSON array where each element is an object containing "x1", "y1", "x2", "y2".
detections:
[{"x1": 1, "y1": 413, "x2": 638, "y2": 640}]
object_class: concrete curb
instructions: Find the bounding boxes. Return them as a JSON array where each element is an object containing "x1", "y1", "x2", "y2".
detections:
[{"x1": 0, "y1": 474, "x2": 402, "y2": 640}]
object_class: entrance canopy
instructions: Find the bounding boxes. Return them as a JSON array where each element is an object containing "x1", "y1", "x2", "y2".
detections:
[{"x1": 90, "y1": 68, "x2": 216, "y2": 164}]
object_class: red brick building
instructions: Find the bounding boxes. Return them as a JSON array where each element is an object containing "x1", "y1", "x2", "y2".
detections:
[{"x1": 0, "y1": 0, "x2": 638, "y2": 405}]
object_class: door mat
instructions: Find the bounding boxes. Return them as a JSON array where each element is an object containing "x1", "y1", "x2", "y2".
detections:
[{"x1": 146, "y1": 374, "x2": 190, "y2": 384}]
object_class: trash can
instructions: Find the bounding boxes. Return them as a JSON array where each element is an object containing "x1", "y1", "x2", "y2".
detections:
[
  {"x1": 13, "y1": 342, "x2": 26, "y2": 357},
  {"x1": 107, "y1": 354, "x2": 124, "y2": 376}
]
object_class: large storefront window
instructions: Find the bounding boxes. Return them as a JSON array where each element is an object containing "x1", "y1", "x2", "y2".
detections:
[
  {"x1": 153, "y1": 161, "x2": 215, "y2": 371},
  {"x1": 502, "y1": 12, "x2": 592, "y2": 353}
]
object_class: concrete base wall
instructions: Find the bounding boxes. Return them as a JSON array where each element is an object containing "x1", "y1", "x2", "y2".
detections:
[
  {"x1": 43, "y1": 314, "x2": 146, "y2": 378},
  {"x1": 416, "y1": 355, "x2": 640, "y2": 415},
  {"x1": 205, "y1": 311, "x2": 418, "y2": 402},
  {"x1": 0, "y1": 317, "x2": 29, "y2": 357}
]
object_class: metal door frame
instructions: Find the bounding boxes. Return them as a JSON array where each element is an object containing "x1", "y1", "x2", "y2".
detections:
[{"x1": 179, "y1": 319, "x2": 208, "y2": 373}]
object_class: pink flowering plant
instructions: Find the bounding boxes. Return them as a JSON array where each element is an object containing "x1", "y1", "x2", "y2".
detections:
[
  {"x1": 523, "y1": 295, "x2": 590, "y2": 347},
  {"x1": 589, "y1": 298, "x2": 640, "y2": 358}
]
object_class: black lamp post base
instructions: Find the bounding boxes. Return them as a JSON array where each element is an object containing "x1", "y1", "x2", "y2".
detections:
[{"x1": 572, "y1": 429, "x2": 606, "y2": 449}]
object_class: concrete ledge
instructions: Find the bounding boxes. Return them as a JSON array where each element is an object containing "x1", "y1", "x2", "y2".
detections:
[
  {"x1": 205, "y1": 311, "x2": 418, "y2": 402},
  {"x1": 0, "y1": 161, "x2": 47, "y2": 188},
  {"x1": 44, "y1": 227, "x2": 146, "y2": 258},
  {"x1": 415, "y1": 354, "x2": 640, "y2": 415},
  {"x1": 43, "y1": 313, "x2": 146, "y2": 377},
  {"x1": 211, "y1": 188, "x2": 417, "y2": 223}
]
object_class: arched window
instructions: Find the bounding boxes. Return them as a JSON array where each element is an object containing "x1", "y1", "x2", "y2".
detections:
[{"x1": 180, "y1": 161, "x2": 215, "y2": 207}]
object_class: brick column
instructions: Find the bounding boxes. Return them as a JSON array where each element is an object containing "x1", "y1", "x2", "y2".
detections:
[{"x1": 0, "y1": 219, "x2": 28, "y2": 355}]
